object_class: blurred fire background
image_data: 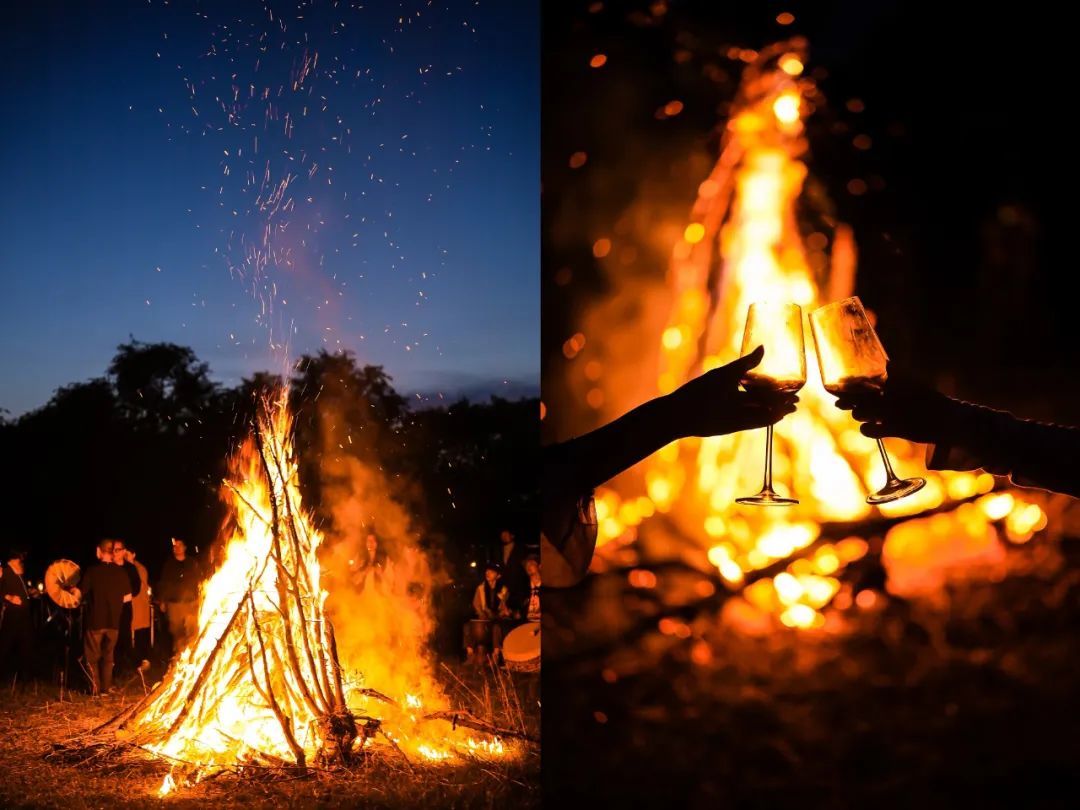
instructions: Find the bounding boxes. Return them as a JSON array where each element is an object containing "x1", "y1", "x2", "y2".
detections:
[{"x1": 542, "y1": 1, "x2": 1080, "y2": 805}]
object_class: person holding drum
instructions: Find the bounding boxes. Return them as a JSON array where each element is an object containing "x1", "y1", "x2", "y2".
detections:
[
  {"x1": 464, "y1": 562, "x2": 513, "y2": 665},
  {"x1": 1, "y1": 548, "x2": 34, "y2": 683}
]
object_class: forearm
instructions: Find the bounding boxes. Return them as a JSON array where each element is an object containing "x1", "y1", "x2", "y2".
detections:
[
  {"x1": 547, "y1": 396, "x2": 679, "y2": 494},
  {"x1": 929, "y1": 401, "x2": 1080, "y2": 498}
]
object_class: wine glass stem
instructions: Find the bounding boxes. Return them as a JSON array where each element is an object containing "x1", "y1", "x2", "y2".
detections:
[
  {"x1": 876, "y1": 438, "x2": 900, "y2": 484},
  {"x1": 762, "y1": 423, "x2": 775, "y2": 493}
]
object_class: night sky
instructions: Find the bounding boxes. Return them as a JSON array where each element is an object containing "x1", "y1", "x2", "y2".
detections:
[{"x1": 1, "y1": 0, "x2": 538, "y2": 416}]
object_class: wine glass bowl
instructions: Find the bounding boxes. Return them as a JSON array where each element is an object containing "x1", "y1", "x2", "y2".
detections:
[
  {"x1": 740, "y1": 302, "x2": 807, "y2": 395},
  {"x1": 735, "y1": 302, "x2": 805, "y2": 507},
  {"x1": 809, "y1": 297, "x2": 926, "y2": 504}
]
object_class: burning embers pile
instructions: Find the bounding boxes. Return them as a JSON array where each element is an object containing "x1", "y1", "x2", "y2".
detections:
[
  {"x1": 83, "y1": 390, "x2": 515, "y2": 795},
  {"x1": 576, "y1": 41, "x2": 1056, "y2": 629}
]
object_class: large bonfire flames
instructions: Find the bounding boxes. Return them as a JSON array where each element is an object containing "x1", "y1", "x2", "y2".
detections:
[
  {"x1": 582, "y1": 41, "x2": 1051, "y2": 629},
  {"x1": 98, "y1": 390, "x2": 510, "y2": 795}
]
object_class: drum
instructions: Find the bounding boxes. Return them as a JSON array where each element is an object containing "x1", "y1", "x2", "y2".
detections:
[
  {"x1": 502, "y1": 622, "x2": 540, "y2": 673},
  {"x1": 44, "y1": 559, "x2": 81, "y2": 609},
  {"x1": 466, "y1": 619, "x2": 492, "y2": 648}
]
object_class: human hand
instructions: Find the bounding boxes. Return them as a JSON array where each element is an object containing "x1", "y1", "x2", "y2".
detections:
[
  {"x1": 663, "y1": 346, "x2": 799, "y2": 439},
  {"x1": 833, "y1": 369, "x2": 957, "y2": 444}
]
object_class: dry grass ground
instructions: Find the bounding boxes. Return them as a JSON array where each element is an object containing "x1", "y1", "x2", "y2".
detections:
[
  {"x1": 0, "y1": 660, "x2": 539, "y2": 809},
  {"x1": 544, "y1": 540, "x2": 1080, "y2": 807}
]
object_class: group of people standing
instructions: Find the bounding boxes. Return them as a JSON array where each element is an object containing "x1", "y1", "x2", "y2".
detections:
[
  {"x1": 465, "y1": 529, "x2": 541, "y2": 664},
  {"x1": 0, "y1": 536, "x2": 203, "y2": 695}
]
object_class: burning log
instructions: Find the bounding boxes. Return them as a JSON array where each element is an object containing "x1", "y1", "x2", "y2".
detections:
[{"x1": 421, "y1": 710, "x2": 539, "y2": 746}]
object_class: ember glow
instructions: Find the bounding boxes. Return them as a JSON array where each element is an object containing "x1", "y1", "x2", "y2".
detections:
[
  {"x1": 109, "y1": 389, "x2": 508, "y2": 790},
  {"x1": 581, "y1": 41, "x2": 1048, "y2": 628}
]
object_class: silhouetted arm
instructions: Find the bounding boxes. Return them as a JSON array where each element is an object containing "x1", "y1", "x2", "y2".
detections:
[
  {"x1": 543, "y1": 347, "x2": 798, "y2": 587},
  {"x1": 836, "y1": 371, "x2": 1080, "y2": 498}
]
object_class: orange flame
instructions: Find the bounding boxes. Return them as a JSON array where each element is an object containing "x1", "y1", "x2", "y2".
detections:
[
  {"x1": 582, "y1": 41, "x2": 1047, "y2": 627},
  {"x1": 113, "y1": 389, "x2": 507, "y2": 792}
]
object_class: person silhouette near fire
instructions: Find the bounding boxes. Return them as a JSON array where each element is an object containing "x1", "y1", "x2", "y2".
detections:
[
  {"x1": 352, "y1": 531, "x2": 386, "y2": 592},
  {"x1": 80, "y1": 539, "x2": 133, "y2": 695},
  {"x1": 465, "y1": 562, "x2": 513, "y2": 665},
  {"x1": 542, "y1": 347, "x2": 798, "y2": 588},
  {"x1": 155, "y1": 537, "x2": 202, "y2": 654}
]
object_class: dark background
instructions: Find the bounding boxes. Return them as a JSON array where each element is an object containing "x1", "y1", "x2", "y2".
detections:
[{"x1": 543, "y1": 0, "x2": 1078, "y2": 447}]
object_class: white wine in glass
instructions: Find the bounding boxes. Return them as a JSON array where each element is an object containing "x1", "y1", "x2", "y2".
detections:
[
  {"x1": 735, "y1": 302, "x2": 806, "y2": 507},
  {"x1": 809, "y1": 297, "x2": 926, "y2": 504}
]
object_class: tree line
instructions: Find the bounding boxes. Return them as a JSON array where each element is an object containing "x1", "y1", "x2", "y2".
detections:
[{"x1": 0, "y1": 340, "x2": 538, "y2": 589}]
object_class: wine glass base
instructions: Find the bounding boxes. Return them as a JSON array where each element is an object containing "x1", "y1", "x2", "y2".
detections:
[
  {"x1": 866, "y1": 477, "x2": 926, "y2": 505},
  {"x1": 736, "y1": 492, "x2": 799, "y2": 507}
]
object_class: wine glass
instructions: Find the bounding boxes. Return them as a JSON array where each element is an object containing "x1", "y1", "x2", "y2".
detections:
[
  {"x1": 735, "y1": 302, "x2": 806, "y2": 507},
  {"x1": 809, "y1": 296, "x2": 926, "y2": 504}
]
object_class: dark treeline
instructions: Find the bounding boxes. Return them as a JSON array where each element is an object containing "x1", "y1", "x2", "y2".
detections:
[{"x1": 0, "y1": 341, "x2": 538, "y2": 602}]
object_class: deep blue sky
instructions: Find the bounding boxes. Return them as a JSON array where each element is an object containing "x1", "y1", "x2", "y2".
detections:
[{"x1": 0, "y1": 0, "x2": 538, "y2": 415}]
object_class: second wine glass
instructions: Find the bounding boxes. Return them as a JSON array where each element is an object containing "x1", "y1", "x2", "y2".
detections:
[
  {"x1": 735, "y1": 302, "x2": 806, "y2": 507},
  {"x1": 809, "y1": 296, "x2": 926, "y2": 504}
]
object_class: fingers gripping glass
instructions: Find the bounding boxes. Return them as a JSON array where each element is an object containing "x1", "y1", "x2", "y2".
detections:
[
  {"x1": 809, "y1": 296, "x2": 926, "y2": 504},
  {"x1": 735, "y1": 302, "x2": 806, "y2": 507}
]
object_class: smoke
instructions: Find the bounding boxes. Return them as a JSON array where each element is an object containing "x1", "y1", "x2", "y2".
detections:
[{"x1": 313, "y1": 401, "x2": 449, "y2": 711}]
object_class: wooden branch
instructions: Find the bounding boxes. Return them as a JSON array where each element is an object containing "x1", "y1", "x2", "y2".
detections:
[
  {"x1": 160, "y1": 581, "x2": 255, "y2": 739},
  {"x1": 325, "y1": 620, "x2": 348, "y2": 712},
  {"x1": 352, "y1": 687, "x2": 398, "y2": 706},
  {"x1": 223, "y1": 481, "x2": 271, "y2": 527},
  {"x1": 254, "y1": 426, "x2": 328, "y2": 717},
  {"x1": 93, "y1": 679, "x2": 167, "y2": 735},
  {"x1": 249, "y1": 591, "x2": 306, "y2": 769},
  {"x1": 378, "y1": 729, "x2": 415, "y2": 774},
  {"x1": 270, "y1": 443, "x2": 335, "y2": 711},
  {"x1": 262, "y1": 547, "x2": 328, "y2": 717},
  {"x1": 421, "y1": 710, "x2": 539, "y2": 745}
]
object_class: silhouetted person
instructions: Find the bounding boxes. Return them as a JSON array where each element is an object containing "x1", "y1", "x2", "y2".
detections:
[
  {"x1": 543, "y1": 347, "x2": 797, "y2": 587},
  {"x1": 522, "y1": 555, "x2": 541, "y2": 623},
  {"x1": 834, "y1": 371, "x2": 1080, "y2": 498},
  {"x1": 352, "y1": 532, "x2": 386, "y2": 592},
  {"x1": 495, "y1": 529, "x2": 527, "y2": 605},
  {"x1": 156, "y1": 537, "x2": 202, "y2": 654},
  {"x1": 0, "y1": 549, "x2": 34, "y2": 684},
  {"x1": 465, "y1": 562, "x2": 512, "y2": 663},
  {"x1": 119, "y1": 545, "x2": 152, "y2": 669},
  {"x1": 110, "y1": 539, "x2": 142, "y2": 673},
  {"x1": 81, "y1": 539, "x2": 133, "y2": 695}
]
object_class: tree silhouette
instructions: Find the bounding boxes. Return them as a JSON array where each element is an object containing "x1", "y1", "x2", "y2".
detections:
[{"x1": 0, "y1": 342, "x2": 536, "y2": 657}]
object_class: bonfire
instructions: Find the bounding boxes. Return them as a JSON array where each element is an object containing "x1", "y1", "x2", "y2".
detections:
[
  {"x1": 580, "y1": 40, "x2": 1054, "y2": 629},
  {"x1": 63, "y1": 388, "x2": 531, "y2": 795}
]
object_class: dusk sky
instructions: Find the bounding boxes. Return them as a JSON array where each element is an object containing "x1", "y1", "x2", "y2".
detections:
[{"x1": 0, "y1": 0, "x2": 538, "y2": 415}]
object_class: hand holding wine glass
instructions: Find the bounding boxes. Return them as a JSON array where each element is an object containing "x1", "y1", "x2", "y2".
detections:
[
  {"x1": 809, "y1": 297, "x2": 926, "y2": 504},
  {"x1": 833, "y1": 370, "x2": 960, "y2": 445},
  {"x1": 735, "y1": 302, "x2": 806, "y2": 506},
  {"x1": 664, "y1": 344, "x2": 799, "y2": 439}
]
